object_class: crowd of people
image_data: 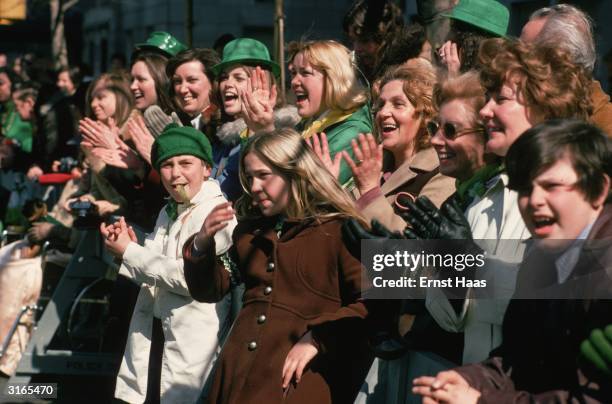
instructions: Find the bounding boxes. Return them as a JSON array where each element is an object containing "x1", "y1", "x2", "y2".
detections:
[{"x1": 1, "y1": 0, "x2": 612, "y2": 403}]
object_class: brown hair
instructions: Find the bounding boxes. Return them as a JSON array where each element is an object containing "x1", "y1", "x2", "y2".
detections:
[
  {"x1": 376, "y1": 59, "x2": 436, "y2": 152},
  {"x1": 478, "y1": 37, "x2": 592, "y2": 122},
  {"x1": 85, "y1": 72, "x2": 134, "y2": 126},
  {"x1": 434, "y1": 71, "x2": 486, "y2": 127},
  {"x1": 131, "y1": 51, "x2": 174, "y2": 114}
]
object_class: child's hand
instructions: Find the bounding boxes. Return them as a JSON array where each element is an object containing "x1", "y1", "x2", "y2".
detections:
[
  {"x1": 100, "y1": 217, "x2": 134, "y2": 258},
  {"x1": 195, "y1": 202, "x2": 234, "y2": 250},
  {"x1": 282, "y1": 331, "x2": 319, "y2": 389},
  {"x1": 413, "y1": 370, "x2": 479, "y2": 404}
]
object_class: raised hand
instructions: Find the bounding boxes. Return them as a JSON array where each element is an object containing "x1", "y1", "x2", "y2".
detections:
[
  {"x1": 100, "y1": 216, "x2": 134, "y2": 258},
  {"x1": 79, "y1": 117, "x2": 121, "y2": 150},
  {"x1": 305, "y1": 132, "x2": 342, "y2": 180},
  {"x1": 581, "y1": 324, "x2": 612, "y2": 377},
  {"x1": 241, "y1": 66, "x2": 276, "y2": 134},
  {"x1": 194, "y1": 202, "x2": 235, "y2": 251},
  {"x1": 127, "y1": 114, "x2": 155, "y2": 165},
  {"x1": 342, "y1": 133, "x2": 383, "y2": 195},
  {"x1": 91, "y1": 147, "x2": 144, "y2": 171},
  {"x1": 438, "y1": 40, "x2": 461, "y2": 77}
]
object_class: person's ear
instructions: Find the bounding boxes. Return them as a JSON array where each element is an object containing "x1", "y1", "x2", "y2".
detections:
[
  {"x1": 202, "y1": 161, "x2": 212, "y2": 178},
  {"x1": 592, "y1": 174, "x2": 610, "y2": 209}
]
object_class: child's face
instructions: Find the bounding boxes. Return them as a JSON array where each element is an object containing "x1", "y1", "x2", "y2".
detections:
[
  {"x1": 243, "y1": 152, "x2": 289, "y2": 217},
  {"x1": 518, "y1": 157, "x2": 605, "y2": 240},
  {"x1": 159, "y1": 155, "x2": 211, "y2": 203}
]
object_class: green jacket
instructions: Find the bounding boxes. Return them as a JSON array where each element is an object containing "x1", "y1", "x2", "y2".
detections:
[
  {"x1": 298, "y1": 104, "x2": 373, "y2": 186},
  {"x1": 1, "y1": 101, "x2": 33, "y2": 153}
]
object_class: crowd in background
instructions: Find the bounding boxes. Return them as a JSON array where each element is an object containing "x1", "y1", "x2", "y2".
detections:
[{"x1": 0, "y1": 0, "x2": 612, "y2": 403}]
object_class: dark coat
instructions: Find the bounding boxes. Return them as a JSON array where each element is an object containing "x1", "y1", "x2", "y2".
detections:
[
  {"x1": 455, "y1": 204, "x2": 612, "y2": 403},
  {"x1": 183, "y1": 217, "x2": 374, "y2": 404}
]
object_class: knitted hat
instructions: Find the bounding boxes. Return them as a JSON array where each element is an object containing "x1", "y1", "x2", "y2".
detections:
[
  {"x1": 134, "y1": 31, "x2": 188, "y2": 58},
  {"x1": 212, "y1": 38, "x2": 281, "y2": 78},
  {"x1": 442, "y1": 0, "x2": 509, "y2": 37},
  {"x1": 151, "y1": 124, "x2": 213, "y2": 170}
]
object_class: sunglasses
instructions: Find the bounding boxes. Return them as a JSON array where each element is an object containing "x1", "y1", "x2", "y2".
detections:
[{"x1": 426, "y1": 120, "x2": 484, "y2": 140}]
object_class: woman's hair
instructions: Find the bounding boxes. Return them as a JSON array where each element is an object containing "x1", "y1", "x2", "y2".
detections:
[
  {"x1": 236, "y1": 128, "x2": 367, "y2": 225},
  {"x1": 166, "y1": 48, "x2": 220, "y2": 120},
  {"x1": 376, "y1": 60, "x2": 436, "y2": 152},
  {"x1": 12, "y1": 81, "x2": 40, "y2": 103},
  {"x1": 372, "y1": 22, "x2": 427, "y2": 80},
  {"x1": 343, "y1": 0, "x2": 404, "y2": 44},
  {"x1": 85, "y1": 72, "x2": 134, "y2": 126},
  {"x1": 287, "y1": 40, "x2": 367, "y2": 112},
  {"x1": 131, "y1": 51, "x2": 174, "y2": 114},
  {"x1": 478, "y1": 37, "x2": 592, "y2": 122},
  {"x1": 433, "y1": 70, "x2": 486, "y2": 127},
  {"x1": 506, "y1": 119, "x2": 611, "y2": 203}
]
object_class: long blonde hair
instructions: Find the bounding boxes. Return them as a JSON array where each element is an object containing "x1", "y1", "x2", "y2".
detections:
[
  {"x1": 288, "y1": 40, "x2": 367, "y2": 113},
  {"x1": 237, "y1": 128, "x2": 367, "y2": 226}
]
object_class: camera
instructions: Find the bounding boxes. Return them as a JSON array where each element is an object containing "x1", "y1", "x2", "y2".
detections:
[{"x1": 69, "y1": 200, "x2": 99, "y2": 228}]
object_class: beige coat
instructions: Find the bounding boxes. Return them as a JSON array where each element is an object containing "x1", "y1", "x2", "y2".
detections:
[
  {"x1": 114, "y1": 180, "x2": 237, "y2": 404},
  {"x1": 356, "y1": 147, "x2": 456, "y2": 233}
]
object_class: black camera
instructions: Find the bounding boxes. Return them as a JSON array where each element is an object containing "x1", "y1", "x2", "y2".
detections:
[{"x1": 69, "y1": 200, "x2": 99, "y2": 228}]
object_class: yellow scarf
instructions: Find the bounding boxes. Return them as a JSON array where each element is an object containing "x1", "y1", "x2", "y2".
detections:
[{"x1": 300, "y1": 108, "x2": 357, "y2": 139}]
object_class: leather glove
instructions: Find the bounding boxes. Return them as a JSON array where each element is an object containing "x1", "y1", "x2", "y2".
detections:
[
  {"x1": 399, "y1": 196, "x2": 473, "y2": 240},
  {"x1": 342, "y1": 218, "x2": 404, "y2": 259},
  {"x1": 580, "y1": 324, "x2": 612, "y2": 378}
]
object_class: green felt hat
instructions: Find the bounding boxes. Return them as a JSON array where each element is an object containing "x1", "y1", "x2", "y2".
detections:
[
  {"x1": 151, "y1": 124, "x2": 213, "y2": 170},
  {"x1": 212, "y1": 38, "x2": 281, "y2": 78},
  {"x1": 135, "y1": 32, "x2": 188, "y2": 58},
  {"x1": 442, "y1": 0, "x2": 509, "y2": 37}
]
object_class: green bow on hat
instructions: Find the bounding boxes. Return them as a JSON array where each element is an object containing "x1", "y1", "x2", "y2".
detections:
[
  {"x1": 151, "y1": 124, "x2": 214, "y2": 170},
  {"x1": 442, "y1": 0, "x2": 509, "y2": 37},
  {"x1": 212, "y1": 38, "x2": 281, "y2": 78},
  {"x1": 135, "y1": 31, "x2": 188, "y2": 58}
]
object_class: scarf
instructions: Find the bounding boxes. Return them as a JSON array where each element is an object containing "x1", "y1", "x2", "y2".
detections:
[
  {"x1": 455, "y1": 164, "x2": 504, "y2": 210},
  {"x1": 300, "y1": 108, "x2": 357, "y2": 139}
]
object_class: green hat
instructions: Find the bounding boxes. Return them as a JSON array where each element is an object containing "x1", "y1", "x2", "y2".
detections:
[
  {"x1": 212, "y1": 38, "x2": 281, "y2": 78},
  {"x1": 135, "y1": 32, "x2": 188, "y2": 58},
  {"x1": 442, "y1": 0, "x2": 509, "y2": 37},
  {"x1": 151, "y1": 124, "x2": 213, "y2": 170}
]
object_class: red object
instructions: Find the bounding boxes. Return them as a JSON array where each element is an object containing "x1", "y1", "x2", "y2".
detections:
[{"x1": 38, "y1": 173, "x2": 73, "y2": 184}]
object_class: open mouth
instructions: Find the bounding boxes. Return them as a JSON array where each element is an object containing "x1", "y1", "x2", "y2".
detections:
[
  {"x1": 437, "y1": 150, "x2": 456, "y2": 161},
  {"x1": 223, "y1": 91, "x2": 238, "y2": 103},
  {"x1": 380, "y1": 123, "x2": 397, "y2": 135},
  {"x1": 533, "y1": 216, "x2": 555, "y2": 228},
  {"x1": 295, "y1": 91, "x2": 308, "y2": 103}
]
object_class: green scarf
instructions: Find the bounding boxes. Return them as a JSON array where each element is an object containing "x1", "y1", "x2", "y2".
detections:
[
  {"x1": 455, "y1": 164, "x2": 504, "y2": 210},
  {"x1": 165, "y1": 199, "x2": 180, "y2": 221}
]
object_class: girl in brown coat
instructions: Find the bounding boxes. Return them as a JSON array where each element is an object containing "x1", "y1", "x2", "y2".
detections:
[{"x1": 182, "y1": 128, "x2": 375, "y2": 403}]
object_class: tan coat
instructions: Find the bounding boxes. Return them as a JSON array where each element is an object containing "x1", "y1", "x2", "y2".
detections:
[
  {"x1": 356, "y1": 147, "x2": 456, "y2": 233},
  {"x1": 590, "y1": 80, "x2": 612, "y2": 137},
  {"x1": 183, "y1": 217, "x2": 374, "y2": 404}
]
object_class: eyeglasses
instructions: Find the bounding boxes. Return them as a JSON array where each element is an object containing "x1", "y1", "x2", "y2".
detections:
[{"x1": 426, "y1": 120, "x2": 484, "y2": 140}]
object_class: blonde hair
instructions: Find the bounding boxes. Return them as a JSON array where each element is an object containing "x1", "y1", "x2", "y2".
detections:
[
  {"x1": 85, "y1": 72, "x2": 134, "y2": 126},
  {"x1": 376, "y1": 60, "x2": 437, "y2": 152},
  {"x1": 237, "y1": 128, "x2": 367, "y2": 226},
  {"x1": 288, "y1": 40, "x2": 367, "y2": 112}
]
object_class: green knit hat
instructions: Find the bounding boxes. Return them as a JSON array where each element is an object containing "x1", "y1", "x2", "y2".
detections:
[
  {"x1": 442, "y1": 0, "x2": 509, "y2": 37},
  {"x1": 151, "y1": 124, "x2": 213, "y2": 170},
  {"x1": 212, "y1": 38, "x2": 281, "y2": 78},
  {"x1": 135, "y1": 31, "x2": 188, "y2": 58}
]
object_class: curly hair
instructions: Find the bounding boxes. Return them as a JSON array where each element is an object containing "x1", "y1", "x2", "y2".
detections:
[
  {"x1": 343, "y1": 0, "x2": 404, "y2": 44},
  {"x1": 376, "y1": 59, "x2": 437, "y2": 152},
  {"x1": 478, "y1": 37, "x2": 592, "y2": 122},
  {"x1": 288, "y1": 40, "x2": 367, "y2": 113}
]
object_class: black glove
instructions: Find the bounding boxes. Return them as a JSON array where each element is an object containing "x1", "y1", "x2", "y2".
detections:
[
  {"x1": 399, "y1": 196, "x2": 473, "y2": 240},
  {"x1": 342, "y1": 218, "x2": 404, "y2": 259}
]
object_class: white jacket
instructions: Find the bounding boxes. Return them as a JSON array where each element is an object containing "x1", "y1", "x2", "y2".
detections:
[
  {"x1": 426, "y1": 173, "x2": 530, "y2": 364},
  {"x1": 114, "y1": 180, "x2": 237, "y2": 404}
]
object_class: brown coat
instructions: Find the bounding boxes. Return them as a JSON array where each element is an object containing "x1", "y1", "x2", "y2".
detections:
[
  {"x1": 590, "y1": 80, "x2": 612, "y2": 137},
  {"x1": 356, "y1": 147, "x2": 456, "y2": 233},
  {"x1": 183, "y1": 217, "x2": 374, "y2": 404}
]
